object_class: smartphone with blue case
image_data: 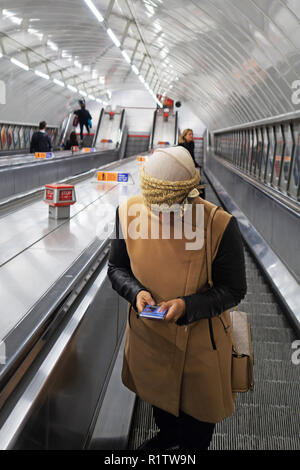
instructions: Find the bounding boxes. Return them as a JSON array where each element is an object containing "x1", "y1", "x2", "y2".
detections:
[{"x1": 139, "y1": 304, "x2": 167, "y2": 320}]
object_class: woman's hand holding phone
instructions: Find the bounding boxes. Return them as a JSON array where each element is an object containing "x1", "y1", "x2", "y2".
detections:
[
  {"x1": 136, "y1": 290, "x2": 156, "y2": 313},
  {"x1": 136, "y1": 292, "x2": 186, "y2": 323},
  {"x1": 158, "y1": 298, "x2": 186, "y2": 323}
]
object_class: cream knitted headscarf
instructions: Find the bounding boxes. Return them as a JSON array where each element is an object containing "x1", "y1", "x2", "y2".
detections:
[{"x1": 140, "y1": 146, "x2": 201, "y2": 214}]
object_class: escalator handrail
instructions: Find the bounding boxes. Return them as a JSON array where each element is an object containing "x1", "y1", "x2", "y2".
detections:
[
  {"x1": 174, "y1": 111, "x2": 178, "y2": 145},
  {"x1": 93, "y1": 108, "x2": 104, "y2": 148},
  {"x1": 117, "y1": 109, "x2": 126, "y2": 150},
  {"x1": 150, "y1": 109, "x2": 157, "y2": 150}
]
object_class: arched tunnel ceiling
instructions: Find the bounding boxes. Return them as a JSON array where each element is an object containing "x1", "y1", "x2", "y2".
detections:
[{"x1": 1, "y1": 0, "x2": 300, "y2": 129}]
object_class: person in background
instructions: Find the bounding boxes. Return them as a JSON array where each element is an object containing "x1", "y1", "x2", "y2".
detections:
[
  {"x1": 74, "y1": 99, "x2": 92, "y2": 143},
  {"x1": 64, "y1": 131, "x2": 79, "y2": 150},
  {"x1": 30, "y1": 121, "x2": 52, "y2": 153},
  {"x1": 178, "y1": 129, "x2": 199, "y2": 167},
  {"x1": 179, "y1": 129, "x2": 206, "y2": 198}
]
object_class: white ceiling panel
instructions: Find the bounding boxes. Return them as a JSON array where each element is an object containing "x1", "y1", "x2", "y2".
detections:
[{"x1": 0, "y1": 0, "x2": 299, "y2": 129}]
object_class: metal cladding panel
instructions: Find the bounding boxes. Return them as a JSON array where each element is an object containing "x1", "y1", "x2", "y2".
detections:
[
  {"x1": 11, "y1": 277, "x2": 122, "y2": 450},
  {"x1": 38, "y1": 161, "x2": 59, "y2": 186},
  {"x1": 0, "y1": 169, "x2": 14, "y2": 198},
  {"x1": 15, "y1": 165, "x2": 41, "y2": 194},
  {"x1": 206, "y1": 153, "x2": 300, "y2": 283},
  {"x1": 57, "y1": 159, "x2": 72, "y2": 180},
  {"x1": 0, "y1": 151, "x2": 119, "y2": 200}
]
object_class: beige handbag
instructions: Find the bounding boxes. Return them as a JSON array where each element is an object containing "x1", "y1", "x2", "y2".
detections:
[
  {"x1": 230, "y1": 307, "x2": 254, "y2": 392},
  {"x1": 206, "y1": 206, "x2": 254, "y2": 393}
]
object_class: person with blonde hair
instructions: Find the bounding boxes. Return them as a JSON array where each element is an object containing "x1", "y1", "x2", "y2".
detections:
[
  {"x1": 179, "y1": 129, "x2": 206, "y2": 197},
  {"x1": 178, "y1": 128, "x2": 199, "y2": 167}
]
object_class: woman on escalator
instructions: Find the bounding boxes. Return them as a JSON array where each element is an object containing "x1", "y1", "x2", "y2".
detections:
[
  {"x1": 179, "y1": 129, "x2": 205, "y2": 198},
  {"x1": 108, "y1": 146, "x2": 247, "y2": 451},
  {"x1": 178, "y1": 129, "x2": 198, "y2": 166},
  {"x1": 64, "y1": 131, "x2": 79, "y2": 150}
]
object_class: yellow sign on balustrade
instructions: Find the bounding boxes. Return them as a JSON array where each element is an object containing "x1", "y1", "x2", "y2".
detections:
[
  {"x1": 35, "y1": 152, "x2": 53, "y2": 159},
  {"x1": 97, "y1": 171, "x2": 129, "y2": 183}
]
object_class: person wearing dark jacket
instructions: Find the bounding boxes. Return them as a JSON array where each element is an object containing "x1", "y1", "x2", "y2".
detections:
[
  {"x1": 74, "y1": 100, "x2": 92, "y2": 142},
  {"x1": 64, "y1": 131, "x2": 79, "y2": 150},
  {"x1": 178, "y1": 129, "x2": 198, "y2": 166},
  {"x1": 179, "y1": 129, "x2": 206, "y2": 198},
  {"x1": 108, "y1": 146, "x2": 247, "y2": 451},
  {"x1": 30, "y1": 121, "x2": 52, "y2": 153}
]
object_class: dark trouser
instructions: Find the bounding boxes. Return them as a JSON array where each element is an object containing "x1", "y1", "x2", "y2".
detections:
[
  {"x1": 153, "y1": 406, "x2": 215, "y2": 450},
  {"x1": 79, "y1": 122, "x2": 90, "y2": 141}
]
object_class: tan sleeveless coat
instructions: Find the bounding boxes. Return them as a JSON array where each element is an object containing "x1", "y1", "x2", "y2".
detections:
[{"x1": 118, "y1": 194, "x2": 235, "y2": 423}]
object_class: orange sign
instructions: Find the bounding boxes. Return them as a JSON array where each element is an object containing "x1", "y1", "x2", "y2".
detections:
[
  {"x1": 97, "y1": 172, "x2": 118, "y2": 182},
  {"x1": 137, "y1": 156, "x2": 146, "y2": 162},
  {"x1": 35, "y1": 152, "x2": 53, "y2": 159}
]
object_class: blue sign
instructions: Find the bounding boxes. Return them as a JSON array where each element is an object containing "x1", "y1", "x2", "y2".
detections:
[
  {"x1": 117, "y1": 172, "x2": 129, "y2": 182},
  {"x1": 46, "y1": 152, "x2": 53, "y2": 159}
]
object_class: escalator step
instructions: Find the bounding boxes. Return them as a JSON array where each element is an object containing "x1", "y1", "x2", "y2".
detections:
[
  {"x1": 236, "y1": 380, "x2": 299, "y2": 407},
  {"x1": 251, "y1": 326, "x2": 296, "y2": 342},
  {"x1": 246, "y1": 314, "x2": 291, "y2": 328},
  {"x1": 245, "y1": 284, "x2": 273, "y2": 293},
  {"x1": 239, "y1": 302, "x2": 284, "y2": 315},
  {"x1": 210, "y1": 433, "x2": 300, "y2": 451},
  {"x1": 252, "y1": 341, "x2": 294, "y2": 360},
  {"x1": 213, "y1": 404, "x2": 300, "y2": 438},
  {"x1": 128, "y1": 401, "x2": 157, "y2": 450},
  {"x1": 251, "y1": 358, "x2": 299, "y2": 381},
  {"x1": 244, "y1": 293, "x2": 276, "y2": 303}
]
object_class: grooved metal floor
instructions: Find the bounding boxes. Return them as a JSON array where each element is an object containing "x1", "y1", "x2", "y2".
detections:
[{"x1": 127, "y1": 181, "x2": 300, "y2": 451}]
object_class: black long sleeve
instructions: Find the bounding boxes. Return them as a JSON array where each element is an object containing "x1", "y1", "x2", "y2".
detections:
[
  {"x1": 30, "y1": 134, "x2": 36, "y2": 153},
  {"x1": 107, "y1": 208, "x2": 247, "y2": 324},
  {"x1": 107, "y1": 208, "x2": 149, "y2": 310},
  {"x1": 29, "y1": 132, "x2": 52, "y2": 153},
  {"x1": 47, "y1": 135, "x2": 52, "y2": 151},
  {"x1": 74, "y1": 109, "x2": 92, "y2": 123},
  {"x1": 178, "y1": 141, "x2": 195, "y2": 161},
  {"x1": 176, "y1": 216, "x2": 247, "y2": 325}
]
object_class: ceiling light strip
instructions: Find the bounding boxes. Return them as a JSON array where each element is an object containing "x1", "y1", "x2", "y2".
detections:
[
  {"x1": 35, "y1": 70, "x2": 50, "y2": 80},
  {"x1": 84, "y1": 0, "x2": 104, "y2": 22},
  {"x1": 10, "y1": 57, "x2": 29, "y2": 71},
  {"x1": 81, "y1": 0, "x2": 162, "y2": 107},
  {"x1": 53, "y1": 78, "x2": 65, "y2": 87},
  {"x1": 106, "y1": 28, "x2": 121, "y2": 48}
]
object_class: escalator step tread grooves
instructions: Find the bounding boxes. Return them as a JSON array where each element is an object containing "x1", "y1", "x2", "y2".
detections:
[{"x1": 127, "y1": 183, "x2": 300, "y2": 450}]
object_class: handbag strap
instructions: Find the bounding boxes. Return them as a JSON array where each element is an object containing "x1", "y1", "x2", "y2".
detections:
[
  {"x1": 206, "y1": 208, "x2": 248, "y2": 359},
  {"x1": 206, "y1": 206, "x2": 241, "y2": 353},
  {"x1": 206, "y1": 205, "x2": 221, "y2": 288}
]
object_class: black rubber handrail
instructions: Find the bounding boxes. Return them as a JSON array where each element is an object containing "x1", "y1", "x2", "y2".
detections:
[{"x1": 150, "y1": 109, "x2": 157, "y2": 150}]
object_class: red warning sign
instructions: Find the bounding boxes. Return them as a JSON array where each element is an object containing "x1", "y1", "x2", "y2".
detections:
[
  {"x1": 46, "y1": 189, "x2": 54, "y2": 200},
  {"x1": 59, "y1": 190, "x2": 73, "y2": 201}
]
